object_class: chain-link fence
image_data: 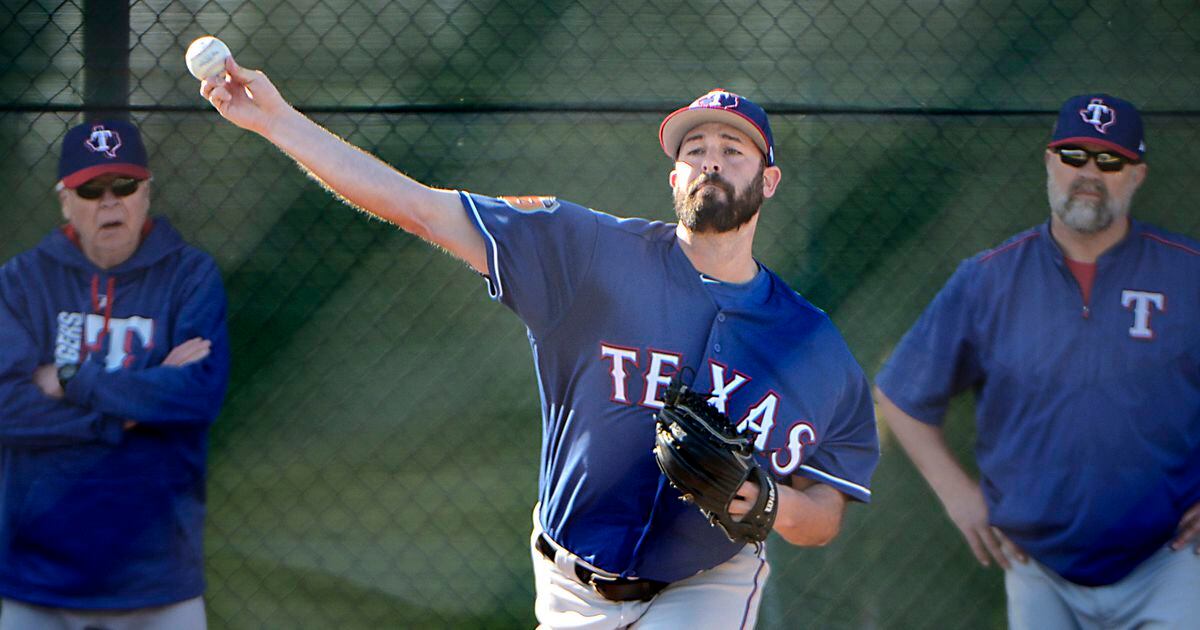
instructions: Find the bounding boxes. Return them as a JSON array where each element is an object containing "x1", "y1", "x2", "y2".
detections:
[{"x1": 4, "y1": 1, "x2": 1200, "y2": 628}]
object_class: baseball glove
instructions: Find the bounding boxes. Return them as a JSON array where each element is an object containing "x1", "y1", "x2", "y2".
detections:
[{"x1": 653, "y1": 380, "x2": 778, "y2": 543}]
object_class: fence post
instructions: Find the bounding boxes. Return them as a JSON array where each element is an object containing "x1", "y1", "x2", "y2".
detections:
[{"x1": 83, "y1": 0, "x2": 130, "y2": 121}]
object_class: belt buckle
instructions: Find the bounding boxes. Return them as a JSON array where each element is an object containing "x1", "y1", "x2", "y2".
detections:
[{"x1": 587, "y1": 572, "x2": 621, "y2": 587}]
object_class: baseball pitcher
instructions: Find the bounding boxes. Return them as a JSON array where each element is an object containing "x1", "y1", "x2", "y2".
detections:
[{"x1": 201, "y1": 57, "x2": 879, "y2": 629}]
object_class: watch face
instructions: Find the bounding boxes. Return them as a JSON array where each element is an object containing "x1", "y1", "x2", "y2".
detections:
[{"x1": 58, "y1": 363, "x2": 79, "y2": 383}]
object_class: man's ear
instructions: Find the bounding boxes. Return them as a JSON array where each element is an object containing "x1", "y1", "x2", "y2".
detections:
[
  {"x1": 58, "y1": 189, "x2": 71, "y2": 221},
  {"x1": 1130, "y1": 162, "x2": 1148, "y2": 189},
  {"x1": 762, "y1": 166, "x2": 782, "y2": 199}
]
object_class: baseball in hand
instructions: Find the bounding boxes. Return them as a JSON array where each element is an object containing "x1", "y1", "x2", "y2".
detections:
[{"x1": 185, "y1": 36, "x2": 231, "y2": 81}]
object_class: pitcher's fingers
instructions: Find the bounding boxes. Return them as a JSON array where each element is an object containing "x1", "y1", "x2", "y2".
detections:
[
  {"x1": 206, "y1": 84, "x2": 232, "y2": 109},
  {"x1": 226, "y1": 56, "x2": 257, "y2": 84}
]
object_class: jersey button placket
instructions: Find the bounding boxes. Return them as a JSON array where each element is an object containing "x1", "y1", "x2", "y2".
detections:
[{"x1": 714, "y1": 312, "x2": 726, "y2": 352}]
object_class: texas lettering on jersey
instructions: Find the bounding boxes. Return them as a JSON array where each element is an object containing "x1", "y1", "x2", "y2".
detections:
[
  {"x1": 600, "y1": 342, "x2": 816, "y2": 476},
  {"x1": 56, "y1": 311, "x2": 155, "y2": 370}
]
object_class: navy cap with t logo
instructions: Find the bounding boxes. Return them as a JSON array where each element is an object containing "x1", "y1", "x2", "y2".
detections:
[
  {"x1": 57, "y1": 119, "x2": 152, "y2": 189},
  {"x1": 659, "y1": 89, "x2": 776, "y2": 166},
  {"x1": 1048, "y1": 93, "x2": 1145, "y2": 161}
]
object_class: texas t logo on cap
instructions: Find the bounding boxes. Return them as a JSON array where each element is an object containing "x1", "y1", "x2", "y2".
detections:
[
  {"x1": 693, "y1": 91, "x2": 740, "y2": 110},
  {"x1": 57, "y1": 119, "x2": 151, "y2": 189},
  {"x1": 1048, "y1": 93, "x2": 1145, "y2": 161},
  {"x1": 1079, "y1": 98, "x2": 1116, "y2": 134},
  {"x1": 85, "y1": 125, "x2": 122, "y2": 158}
]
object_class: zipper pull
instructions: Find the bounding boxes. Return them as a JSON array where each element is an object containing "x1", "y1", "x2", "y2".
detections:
[{"x1": 1082, "y1": 305, "x2": 1091, "y2": 319}]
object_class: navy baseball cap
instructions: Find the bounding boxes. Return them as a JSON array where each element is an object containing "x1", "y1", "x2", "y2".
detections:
[
  {"x1": 660, "y1": 89, "x2": 776, "y2": 166},
  {"x1": 57, "y1": 119, "x2": 151, "y2": 189},
  {"x1": 1048, "y1": 93, "x2": 1145, "y2": 161}
]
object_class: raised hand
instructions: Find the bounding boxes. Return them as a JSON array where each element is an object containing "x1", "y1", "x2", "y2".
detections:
[{"x1": 200, "y1": 57, "x2": 292, "y2": 136}]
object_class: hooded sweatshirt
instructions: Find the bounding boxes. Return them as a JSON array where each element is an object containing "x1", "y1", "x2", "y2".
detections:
[{"x1": 0, "y1": 216, "x2": 229, "y2": 609}]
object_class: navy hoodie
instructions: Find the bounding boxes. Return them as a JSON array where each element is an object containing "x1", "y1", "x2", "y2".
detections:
[{"x1": 0, "y1": 216, "x2": 229, "y2": 609}]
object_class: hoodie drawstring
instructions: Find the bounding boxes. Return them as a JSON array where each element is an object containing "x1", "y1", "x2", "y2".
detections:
[{"x1": 82, "y1": 274, "x2": 115, "y2": 361}]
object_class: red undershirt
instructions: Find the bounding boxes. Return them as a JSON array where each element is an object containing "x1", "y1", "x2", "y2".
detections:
[{"x1": 1064, "y1": 257, "x2": 1097, "y2": 305}]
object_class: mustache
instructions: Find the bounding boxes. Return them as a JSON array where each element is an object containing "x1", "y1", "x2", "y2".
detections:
[
  {"x1": 688, "y1": 173, "x2": 735, "y2": 197},
  {"x1": 1070, "y1": 178, "x2": 1106, "y2": 198}
]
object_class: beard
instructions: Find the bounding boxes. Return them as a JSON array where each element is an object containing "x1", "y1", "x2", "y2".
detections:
[
  {"x1": 1048, "y1": 176, "x2": 1131, "y2": 234},
  {"x1": 673, "y1": 165, "x2": 765, "y2": 234}
]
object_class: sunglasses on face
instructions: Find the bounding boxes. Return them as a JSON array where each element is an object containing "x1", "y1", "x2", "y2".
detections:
[
  {"x1": 75, "y1": 177, "x2": 142, "y2": 200},
  {"x1": 1055, "y1": 146, "x2": 1138, "y2": 173}
]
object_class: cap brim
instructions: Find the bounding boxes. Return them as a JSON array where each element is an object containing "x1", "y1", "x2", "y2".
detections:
[
  {"x1": 1048, "y1": 137, "x2": 1140, "y2": 161},
  {"x1": 61, "y1": 164, "x2": 152, "y2": 189},
  {"x1": 659, "y1": 108, "x2": 770, "y2": 164}
]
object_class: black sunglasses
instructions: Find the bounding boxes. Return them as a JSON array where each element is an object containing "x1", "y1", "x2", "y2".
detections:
[
  {"x1": 1055, "y1": 146, "x2": 1138, "y2": 173},
  {"x1": 75, "y1": 177, "x2": 142, "y2": 200}
]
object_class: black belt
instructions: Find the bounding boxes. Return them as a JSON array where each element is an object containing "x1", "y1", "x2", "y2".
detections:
[{"x1": 535, "y1": 533, "x2": 670, "y2": 602}]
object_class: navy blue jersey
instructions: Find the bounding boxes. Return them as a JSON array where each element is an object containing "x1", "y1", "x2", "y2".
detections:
[
  {"x1": 877, "y1": 219, "x2": 1200, "y2": 587},
  {"x1": 463, "y1": 193, "x2": 879, "y2": 582}
]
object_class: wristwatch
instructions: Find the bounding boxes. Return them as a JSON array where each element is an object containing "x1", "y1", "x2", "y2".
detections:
[{"x1": 57, "y1": 363, "x2": 79, "y2": 391}]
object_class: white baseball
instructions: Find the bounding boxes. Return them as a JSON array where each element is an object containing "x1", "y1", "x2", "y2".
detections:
[{"x1": 185, "y1": 36, "x2": 231, "y2": 81}]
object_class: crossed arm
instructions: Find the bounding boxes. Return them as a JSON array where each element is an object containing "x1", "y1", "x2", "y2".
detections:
[
  {"x1": 33, "y1": 337, "x2": 212, "y2": 401},
  {"x1": 32, "y1": 336, "x2": 214, "y2": 433},
  {"x1": 1, "y1": 331, "x2": 217, "y2": 445}
]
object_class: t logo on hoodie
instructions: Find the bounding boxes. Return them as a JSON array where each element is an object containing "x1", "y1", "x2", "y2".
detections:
[{"x1": 56, "y1": 311, "x2": 155, "y2": 370}]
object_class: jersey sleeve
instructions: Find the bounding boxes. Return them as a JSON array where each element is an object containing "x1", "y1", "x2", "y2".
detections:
[
  {"x1": 875, "y1": 260, "x2": 983, "y2": 426},
  {"x1": 460, "y1": 192, "x2": 600, "y2": 333},
  {"x1": 794, "y1": 342, "x2": 880, "y2": 503}
]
